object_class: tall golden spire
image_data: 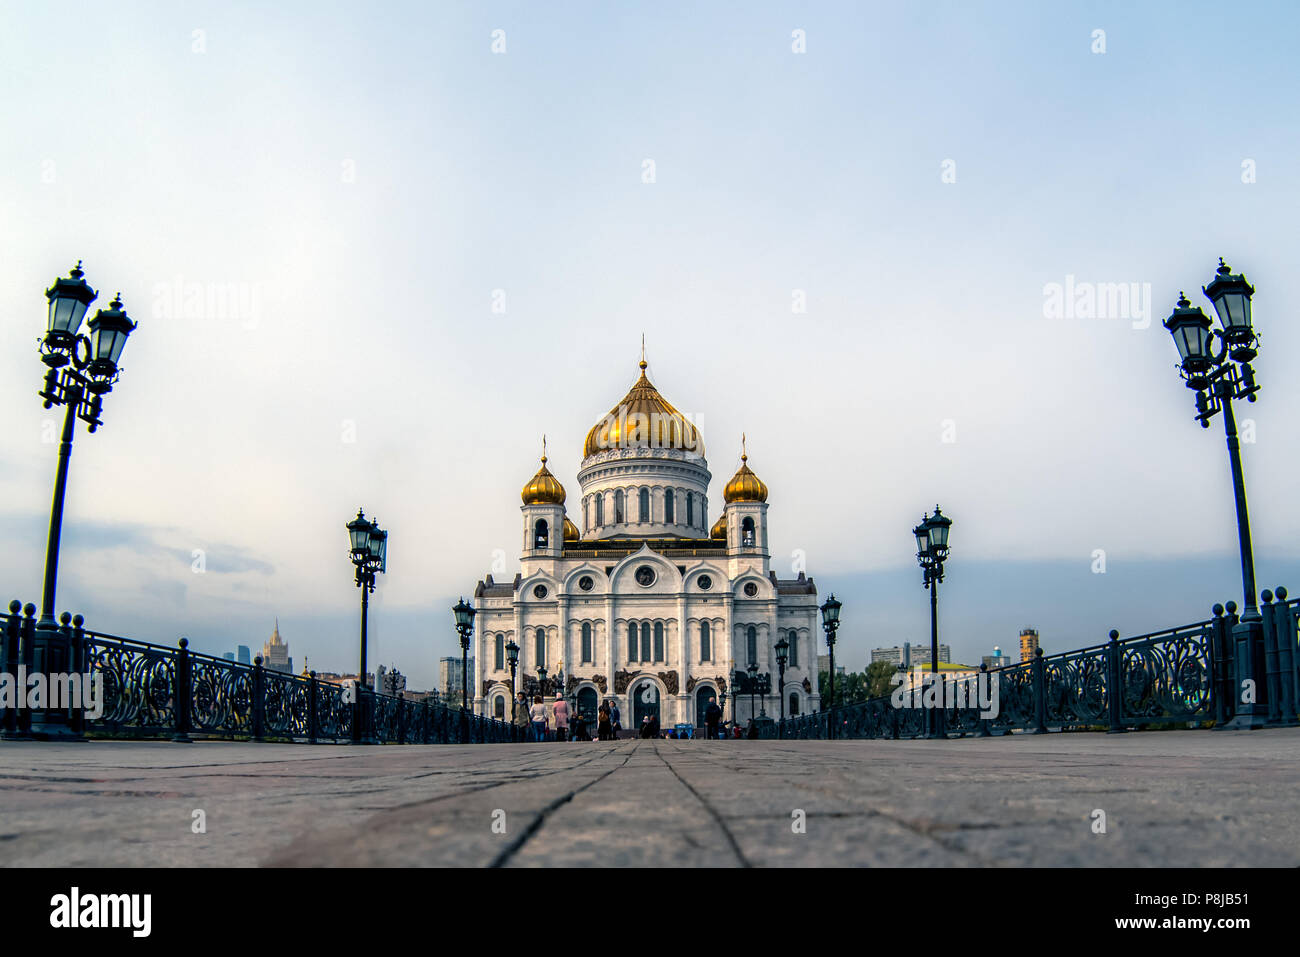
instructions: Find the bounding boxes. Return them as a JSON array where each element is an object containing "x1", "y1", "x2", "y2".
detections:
[
  {"x1": 640, "y1": 333, "x2": 646, "y2": 371},
  {"x1": 724, "y1": 435, "x2": 768, "y2": 503}
]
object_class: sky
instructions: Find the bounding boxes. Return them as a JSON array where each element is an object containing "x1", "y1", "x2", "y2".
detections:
[{"x1": 2, "y1": 1, "x2": 1298, "y2": 689}]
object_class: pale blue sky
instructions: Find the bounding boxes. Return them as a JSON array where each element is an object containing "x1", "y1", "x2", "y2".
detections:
[{"x1": 2, "y1": 1, "x2": 1298, "y2": 687}]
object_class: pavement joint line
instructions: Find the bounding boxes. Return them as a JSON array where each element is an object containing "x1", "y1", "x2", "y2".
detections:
[
  {"x1": 649, "y1": 741, "x2": 752, "y2": 868},
  {"x1": 488, "y1": 747, "x2": 636, "y2": 868}
]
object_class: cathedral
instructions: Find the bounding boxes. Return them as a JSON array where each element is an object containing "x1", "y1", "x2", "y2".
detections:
[{"x1": 472, "y1": 355, "x2": 822, "y2": 730}]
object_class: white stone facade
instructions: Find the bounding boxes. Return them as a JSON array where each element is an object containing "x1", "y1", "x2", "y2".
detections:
[{"x1": 471, "y1": 363, "x2": 822, "y2": 730}]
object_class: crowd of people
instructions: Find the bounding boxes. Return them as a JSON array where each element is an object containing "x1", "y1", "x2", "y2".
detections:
[{"x1": 510, "y1": 693, "x2": 747, "y2": 741}]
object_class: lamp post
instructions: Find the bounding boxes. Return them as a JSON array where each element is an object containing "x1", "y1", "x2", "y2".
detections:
[
  {"x1": 913, "y1": 506, "x2": 952, "y2": 739},
  {"x1": 1163, "y1": 259, "x2": 1266, "y2": 729},
  {"x1": 774, "y1": 636, "x2": 789, "y2": 737},
  {"x1": 33, "y1": 264, "x2": 136, "y2": 739},
  {"x1": 453, "y1": 597, "x2": 475, "y2": 743},
  {"x1": 820, "y1": 594, "x2": 841, "y2": 738},
  {"x1": 506, "y1": 639, "x2": 520, "y2": 723},
  {"x1": 347, "y1": 509, "x2": 385, "y2": 743},
  {"x1": 747, "y1": 660, "x2": 758, "y2": 729}
]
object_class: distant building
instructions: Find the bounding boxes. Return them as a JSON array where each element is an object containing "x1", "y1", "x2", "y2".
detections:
[
  {"x1": 895, "y1": 661, "x2": 980, "y2": 692},
  {"x1": 982, "y1": 645, "x2": 1015, "y2": 670},
  {"x1": 1019, "y1": 629, "x2": 1040, "y2": 663},
  {"x1": 222, "y1": 652, "x2": 235, "y2": 661},
  {"x1": 237, "y1": 645, "x2": 251, "y2": 665},
  {"x1": 262, "y1": 619, "x2": 293, "y2": 674},
  {"x1": 871, "y1": 643, "x2": 951, "y2": 667},
  {"x1": 815, "y1": 654, "x2": 846, "y2": 678},
  {"x1": 439, "y1": 656, "x2": 474, "y2": 702}
]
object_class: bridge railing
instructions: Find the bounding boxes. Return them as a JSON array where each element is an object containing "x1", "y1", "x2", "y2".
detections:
[
  {"x1": 767, "y1": 591, "x2": 1300, "y2": 740},
  {"x1": 0, "y1": 601, "x2": 522, "y2": 744}
]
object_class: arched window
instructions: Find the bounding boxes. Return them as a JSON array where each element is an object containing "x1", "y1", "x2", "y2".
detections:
[
  {"x1": 615, "y1": 490, "x2": 625, "y2": 523},
  {"x1": 664, "y1": 489, "x2": 674, "y2": 523},
  {"x1": 494, "y1": 696, "x2": 505, "y2": 719},
  {"x1": 628, "y1": 622, "x2": 638, "y2": 661},
  {"x1": 788, "y1": 630, "x2": 798, "y2": 667},
  {"x1": 747, "y1": 626, "x2": 757, "y2": 666},
  {"x1": 741, "y1": 516, "x2": 755, "y2": 547},
  {"x1": 789, "y1": 692, "x2": 800, "y2": 716},
  {"x1": 641, "y1": 622, "x2": 651, "y2": 662},
  {"x1": 686, "y1": 492, "x2": 694, "y2": 527},
  {"x1": 581, "y1": 622, "x2": 593, "y2": 663},
  {"x1": 535, "y1": 519, "x2": 549, "y2": 549},
  {"x1": 535, "y1": 627, "x2": 546, "y2": 668},
  {"x1": 596, "y1": 494, "x2": 604, "y2": 526},
  {"x1": 639, "y1": 488, "x2": 650, "y2": 522},
  {"x1": 700, "y1": 620, "x2": 711, "y2": 661},
  {"x1": 654, "y1": 622, "x2": 664, "y2": 661},
  {"x1": 495, "y1": 634, "x2": 504, "y2": 671}
]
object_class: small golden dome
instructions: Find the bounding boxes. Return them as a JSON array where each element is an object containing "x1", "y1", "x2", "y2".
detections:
[
  {"x1": 710, "y1": 513, "x2": 727, "y2": 539},
  {"x1": 582, "y1": 355, "x2": 704, "y2": 459},
  {"x1": 723, "y1": 438, "x2": 768, "y2": 503},
  {"x1": 562, "y1": 516, "x2": 579, "y2": 541},
  {"x1": 521, "y1": 454, "x2": 566, "y2": 505}
]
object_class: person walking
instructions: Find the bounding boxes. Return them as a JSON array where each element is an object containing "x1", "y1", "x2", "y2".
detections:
[
  {"x1": 610, "y1": 699, "x2": 622, "y2": 738},
  {"x1": 513, "y1": 691, "x2": 530, "y2": 740},
  {"x1": 704, "y1": 696, "x2": 722, "y2": 739},
  {"x1": 529, "y1": 694, "x2": 549, "y2": 742},
  {"x1": 597, "y1": 699, "x2": 613, "y2": 741},
  {"x1": 552, "y1": 694, "x2": 570, "y2": 743}
]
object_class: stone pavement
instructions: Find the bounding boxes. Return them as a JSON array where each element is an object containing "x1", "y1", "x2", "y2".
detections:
[{"x1": 0, "y1": 729, "x2": 1297, "y2": 866}]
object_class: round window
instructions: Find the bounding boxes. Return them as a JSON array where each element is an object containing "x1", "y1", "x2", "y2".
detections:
[
  {"x1": 533, "y1": 584, "x2": 548, "y2": 599},
  {"x1": 743, "y1": 582, "x2": 758, "y2": 598},
  {"x1": 635, "y1": 565, "x2": 656, "y2": 587},
  {"x1": 578, "y1": 575, "x2": 594, "y2": 592},
  {"x1": 697, "y1": 574, "x2": 712, "y2": 591}
]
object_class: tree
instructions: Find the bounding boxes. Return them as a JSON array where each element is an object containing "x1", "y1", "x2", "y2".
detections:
[{"x1": 865, "y1": 660, "x2": 898, "y2": 699}]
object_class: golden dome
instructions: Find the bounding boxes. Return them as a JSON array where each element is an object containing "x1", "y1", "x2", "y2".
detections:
[
  {"x1": 582, "y1": 357, "x2": 704, "y2": 459},
  {"x1": 521, "y1": 454, "x2": 566, "y2": 505},
  {"x1": 563, "y1": 516, "x2": 579, "y2": 541},
  {"x1": 723, "y1": 439, "x2": 768, "y2": 503},
  {"x1": 709, "y1": 513, "x2": 727, "y2": 539}
]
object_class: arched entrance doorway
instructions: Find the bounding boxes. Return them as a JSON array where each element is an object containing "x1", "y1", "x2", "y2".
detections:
[
  {"x1": 695, "y1": 685, "x2": 717, "y2": 728},
  {"x1": 576, "y1": 687, "x2": 598, "y2": 726},
  {"x1": 632, "y1": 679, "x2": 660, "y2": 730}
]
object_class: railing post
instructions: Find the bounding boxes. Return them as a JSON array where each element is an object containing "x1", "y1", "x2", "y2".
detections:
[
  {"x1": 307, "y1": 671, "x2": 319, "y2": 745},
  {"x1": 977, "y1": 664, "x2": 992, "y2": 737},
  {"x1": 18, "y1": 604, "x2": 36, "y2": 737},
  {"x1": 69, "y1": 614, "x2": 86, "y2": 738},
  {"x1": 1261, "y1": 590, "x2": 1297, "y2": 727},
  {"x1": 1275, "y1": 587, "x2": 1297, "y2": 723},
  {"x1": 1209, "y1": 604, "x2": 1232, "y2": 727},
  {"x1": 1, "y1": 602, "x2": 23, "y2": 739},
  {"x1": 252, "y1": 655, "x2": 266, "y2": 742},
  {"x1": 172, "y1": 638, "x2": 192, "y2": 743},
  {"x1": 1031, "y1": 646, "x2": 1048, "y2": 734},
  {"x1": 1106, "y1": 630, "x2": 1126, "y2": 733}
]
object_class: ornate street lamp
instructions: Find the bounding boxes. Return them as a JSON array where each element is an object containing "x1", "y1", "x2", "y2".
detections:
[
  {"x1": 505, "y1": 639, "x2": 520, "y2": 723},
  {"x1": 31, "y1": 265, "x2": 136, "y2": 738},
  {"x1": 747, "y1": 660, "x2": 759, "y2": 730},
  {"x1": 346, "y1": 509, "x2": 385, "y2": 743},
  {"x1": 774, "y1": 636, "x2": 789, "y2": 737},
  {"x1": 820, "y1": 594, "x2": 841, "y2": 737},
  {"x1": 453, "y1": 597, "x2": 475, "y2": 743},
  {"x1": 1163, "y1": 259, "x2": 1268, "y2": 728},
  {"x1": 913, "y1": 506, "x2": 952, "y2": 739}
]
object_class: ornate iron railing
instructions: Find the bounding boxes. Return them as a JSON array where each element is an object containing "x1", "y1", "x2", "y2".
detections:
[
  {"x1": 0, "y1": 602, "x2": 523, "y2": 744},
  {"x1": 766, "y1": 591, "x2": 1300, "y2": 740}
]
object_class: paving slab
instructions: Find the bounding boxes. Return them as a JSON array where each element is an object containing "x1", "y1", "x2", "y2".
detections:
[{"x1": 0, "y1": 729, "x2": 1296, "y2": 866}]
